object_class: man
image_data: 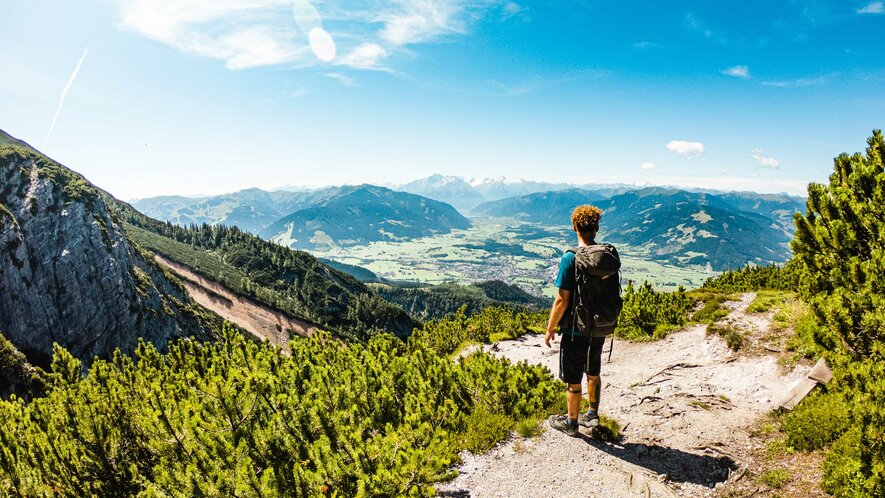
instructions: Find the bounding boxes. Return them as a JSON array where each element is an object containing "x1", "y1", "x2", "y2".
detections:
[{"x1": 545, "y1": 205, "x2": 607, "y2": 436}]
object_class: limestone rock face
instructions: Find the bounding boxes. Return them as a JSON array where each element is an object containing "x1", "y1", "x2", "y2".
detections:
[{"x1": 0, "y1": 149, "x2": 208, "y2": 366}]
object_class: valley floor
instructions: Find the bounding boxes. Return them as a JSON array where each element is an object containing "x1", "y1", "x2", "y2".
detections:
[{"x1": 437, "y1": 293, "x2": 821, "y2": 498}]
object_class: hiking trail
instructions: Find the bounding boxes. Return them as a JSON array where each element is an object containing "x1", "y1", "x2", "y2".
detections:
[{"x1": 438, "y1": 292, "x2": 812, "y2": 498}]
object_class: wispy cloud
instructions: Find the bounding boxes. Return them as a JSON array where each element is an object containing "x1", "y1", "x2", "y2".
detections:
[
  {"x1": 117, "y1": 0, "x2": 511, "y2": 72},
  {"x1": 858, "y1": 2, "x2": 884, "y2": 14},
  {"x1": 722, "y1": 65, "x2": 750, "y2": 79},
  {"x1": 336, "y1": 43, "x2": 388, "y2": 70},
  {"x1": 45, "y1": 47, "x2": 89, "y2": 147},
  {"x1": 325, "y1": 72, "x2": 356, "y2": 86},
  {"x1": 684, "y1": 12, "x2": 726, "y2": 43},
  {"x1": 640, "y1": 162, "x2": 657, "y2": 170},
  {"x1": 761, "y1": 75, "x2": 830, "y2": 87},
  {"x1": 633, "y1": 41, "x2": 661, "y2": 50},
  {"x1": 752, "y1": 149, "x2": 780, "y2": 169},
  {"x1": 666, "y1": 140, "x2": 705, "y2": 158}
]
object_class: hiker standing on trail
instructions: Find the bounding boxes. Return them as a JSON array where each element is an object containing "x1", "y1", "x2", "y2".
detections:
[{"x1": 545, "y1": 205, "x2": 622, "y2": 436}]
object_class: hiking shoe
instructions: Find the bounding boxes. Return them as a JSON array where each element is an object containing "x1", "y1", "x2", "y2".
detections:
[
  {"x1": 578, "y1": 410, "x2": 599, "y2": 428},
  {"x1": 548, "y1": 414, "x2": 580, "y2": 437}
]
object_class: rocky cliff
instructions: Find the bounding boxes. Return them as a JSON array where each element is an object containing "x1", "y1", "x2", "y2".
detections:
[{"x1": 0, "y1": 131, "x2": 211, "y2": 367}]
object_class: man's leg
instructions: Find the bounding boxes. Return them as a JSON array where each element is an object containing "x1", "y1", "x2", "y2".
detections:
[
  {"x1": 586, "y1": 374, "x2": 601, "y2": 412},
  {"x1": 578, "y1": 337, "x2": 606, "y2": 428},
  {"x1": 567, "y1": 383, "x2": 583, "y2": 421}
]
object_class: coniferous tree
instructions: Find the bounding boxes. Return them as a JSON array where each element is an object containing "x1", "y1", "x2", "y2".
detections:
[{"x1": 791, "y1": 130, "x2": 885, "y2": 495}]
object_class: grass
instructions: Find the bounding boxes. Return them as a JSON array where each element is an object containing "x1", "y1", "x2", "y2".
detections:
[
  {"x1": 761, "y1": 468, "x2": 793, "y2": 489},
  {"x1": 690, "y1": 400, "x2": 712, "y2": 410},
  {"x1": 748, "y1": 290, "x2": 796, "y2": 313},
  {"x1": 707, "y1": 322, "x2": 744, "y2": 350},
  {"x1": 515, "y1": 417, "x2": 544, "y2": 438},
  {"x1": 591, "y1": 415, "x2": 622, "y2": 443},
  {"x1": 688, "y1": 290, "x2": 733, "y2": 324}
]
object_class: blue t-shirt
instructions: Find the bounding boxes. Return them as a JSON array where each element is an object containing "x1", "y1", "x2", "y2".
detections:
[{"x1": 554, "y1": 251, "x2": 580, "y2": 335}]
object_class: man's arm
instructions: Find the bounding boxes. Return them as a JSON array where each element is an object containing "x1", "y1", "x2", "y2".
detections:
[{"x1": 545, "y1": 288, "x2": 571, "y2": 348}]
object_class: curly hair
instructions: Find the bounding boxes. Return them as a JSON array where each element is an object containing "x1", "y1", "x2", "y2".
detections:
[{"x1": 571, "y1": 205, "x2": 602, "y2": 235}]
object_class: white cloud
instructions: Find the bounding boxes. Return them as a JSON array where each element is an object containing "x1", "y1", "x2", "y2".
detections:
[
  {"x1": 45, "y1": 47, "x2": 89, "y2": 147},
  {"x1": 752, "y1": 149, "x2": 780, "y2": 169},
  {"x1": 722, "y1": 65, "x2": 749, "y2": 79},
  {"x1": 325, "y1": 72, "x2": 356, "y2": 86},
  {"x1": 665, "y1": 140, "x2": 705, "y2": 158},
  {"x1": 117, "y1": 0, "x2": 508, "y2": 71},
  {"x1": 633, "y1": 41, "x2": 660, "y2": 49},
  {"x1": 378, "y1": 0, "x2": 468, "y2": 45},
  {"x1": 858, "y1": 2, "x2": 884, "y2": 14},
  {"x1": 640, "y1": 162, "x2": 657, "y2": 170},
  {"x1": 118, "y1": 0, "x2": 313, "y2": 70},
  {"x1": 336, "y1": 43, "x2": 388, "y2": 70},
  {"x1": 502, "y1": 2, "x2": 525, "y2": 19}
]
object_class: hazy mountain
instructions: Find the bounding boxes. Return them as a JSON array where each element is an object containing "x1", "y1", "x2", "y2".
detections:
[
  {"x1": 261, "y1": 185, "x2": 471, "y2": 250},
  {"x1": 469, "y1": 177, "x2": 574, "y2": 201},
  {"x1": 0, "y1": 129, "x2": 213, "y2": 368},
  {"x1": 472, "y1": 188, "x2": 609, "y2": 224},
  {"x1": 398, "y1": 174, "x2": 486, "y2": 211},
  {"x1": 132, "y1": 187, "x2": 343, "y2": 234}
]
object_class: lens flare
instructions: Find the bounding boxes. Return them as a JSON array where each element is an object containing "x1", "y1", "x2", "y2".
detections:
[{"x1": 308, "y1": 27, "x2": 336, "y2": 62}]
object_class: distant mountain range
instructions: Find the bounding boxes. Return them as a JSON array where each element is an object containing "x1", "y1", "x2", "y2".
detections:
[
  {"x1": 132, "y1": 173, "x2": 805, "y2": 270},
  {"x1": 479, "y1": 186, "x2": 806, "y2": 270}
]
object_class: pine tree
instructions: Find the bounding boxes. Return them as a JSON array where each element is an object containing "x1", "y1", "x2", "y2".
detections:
[{"x1": 791, "y1": 130, "x2": 885, "y2": 495}]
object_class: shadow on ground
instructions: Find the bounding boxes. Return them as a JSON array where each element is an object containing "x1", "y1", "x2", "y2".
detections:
[{"x1": 582, "y1": 436, "x2": 737, "y2": 485}]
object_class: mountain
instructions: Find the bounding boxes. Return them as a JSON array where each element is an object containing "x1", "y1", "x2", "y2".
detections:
[
  {"x1": 261, "y1": 185, "x2": 471, "y2": 250},
  {"x1": 131, "y1": 187, "x2": 342, "y2": 234},
  {"x1": 472, "y1": 188, "x2": 609, "y2": 224},
  {"x1": 596, "y1": 188, "x2": 794, "y2": 270},
  {"x1": 469, "y1": 177, "x2": 574, "y2": 202},
  {"x1": 398, "y1": 174, "x2": 486, "y2": 212},
  {"x1": 712, "y1": 192, "x2": 806, "y2": 233},
  {"x1": 0, "y1": 129, "x2": 214, "y2": 368}
]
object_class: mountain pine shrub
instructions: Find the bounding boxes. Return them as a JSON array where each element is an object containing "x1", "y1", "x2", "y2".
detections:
[{"x1": 791, "y1": 130, "x2": 885, "y2": 496}]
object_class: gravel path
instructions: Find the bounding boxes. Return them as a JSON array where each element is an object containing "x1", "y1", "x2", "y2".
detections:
[{"x1": 438, "y1": 293, "x2": 809, "y2": 497}]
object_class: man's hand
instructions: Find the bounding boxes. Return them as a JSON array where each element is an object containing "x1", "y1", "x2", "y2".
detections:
[{"x1": 545, "y1": 328, "x2": 556, "y2": 348}]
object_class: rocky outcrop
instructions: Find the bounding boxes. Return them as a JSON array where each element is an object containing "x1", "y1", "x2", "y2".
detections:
[{"x1": 0, "y1": 140, "x2": 210, "y2": 367}]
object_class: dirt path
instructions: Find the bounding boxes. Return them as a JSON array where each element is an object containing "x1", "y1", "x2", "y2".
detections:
[
  {"x1": 154, "y1": 255, "x2": 317, "y2": 352},
  {"x1": 438, "y1": 293, "x2": 811, "y2": 498}
]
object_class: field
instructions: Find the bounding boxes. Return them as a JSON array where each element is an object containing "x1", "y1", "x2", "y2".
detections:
[{"x1": 312, "y1": 219, "x2": 714, "y2": 297}]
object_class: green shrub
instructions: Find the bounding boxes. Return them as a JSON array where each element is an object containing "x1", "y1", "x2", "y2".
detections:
[
  {"x1": 761, "y1": 468, "x2": 792, "y2": 489},
  {"x1": 690, "y1": 291, "x2": 730, "y2": 324},
  {"x1": 783, "y1": 390, "x2": 851, "y2": 452},
  {"x1": 462, "y1": 409, "x2": 514, "y2": 453},
  {"x1": 821, "y1": 428, "x2": 868, "y2": 497},
  {"x1": 515, "y1": 417, "x2": 543, "y2": 438},
  {"x1": 615, "y1": 281, "x2": 693, "y2": 340},
  {"x1": 706, "y1": 323, "x2": 743, "y2": 351},
  {"x1": 592, "y1": 415, "x2": 622, "y2": 443},
  {"x1": 0, "y1": 324, "x2": 561, "y2": 496}
]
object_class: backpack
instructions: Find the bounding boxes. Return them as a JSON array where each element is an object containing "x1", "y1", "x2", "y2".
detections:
[{"x1": 567, "y1": 244, "x2": 623, "y2": 337}]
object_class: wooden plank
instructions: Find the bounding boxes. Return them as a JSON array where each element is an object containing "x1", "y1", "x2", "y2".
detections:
[
  {"x1": 779, "y1": 378, "x2": 819, "y2": 411},
  {"x1": 807, "y1": 358, "x2": 834, "y2": 385}
]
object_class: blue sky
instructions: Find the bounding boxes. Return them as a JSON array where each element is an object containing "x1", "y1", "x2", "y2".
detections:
[{"x1": 1, "y1": 0, "x2": 884, "y2": 200}]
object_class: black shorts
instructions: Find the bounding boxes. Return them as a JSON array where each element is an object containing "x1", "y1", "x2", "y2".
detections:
[{"x1": 558, "y1": 334, "x2": 607, "y2": 384}]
